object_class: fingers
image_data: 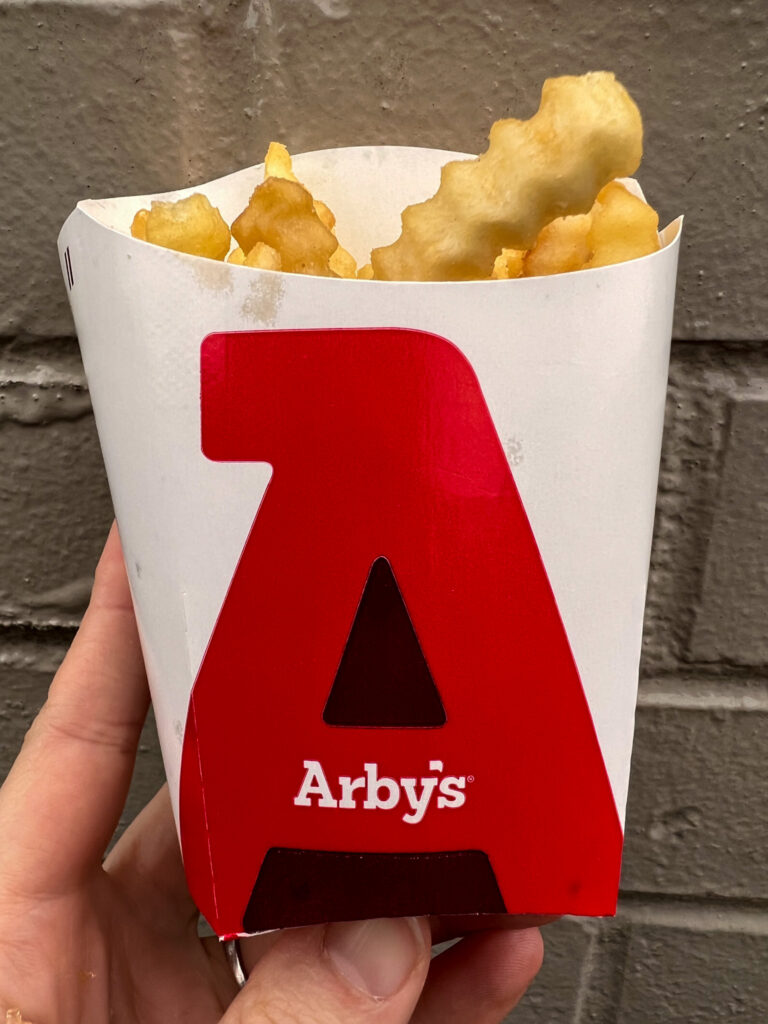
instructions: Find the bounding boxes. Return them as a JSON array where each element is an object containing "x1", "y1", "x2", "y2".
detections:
[
  {"x1": 429, "y1": 914, "x2": 559, "y2": 945},
  {"x1": 221, "y1": 921, "x2": 541, "y2": 1024},
  {"x1": 223, "y1": 917, "x2": 431, "y2": 1024},
  {"x1": 104, "y1": 785, "x2": 199, "y2": 935},
  {"x1": 0, "y1": 524, "x2": 149, "y2": 898},
  {"x1": 411, "y1": 927, "x2": 543, "y2": 1024}
]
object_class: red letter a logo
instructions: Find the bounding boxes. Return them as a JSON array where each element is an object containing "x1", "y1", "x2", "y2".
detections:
[{"x1": 180, "y1": 328, "x2": 623, "y2": 937}]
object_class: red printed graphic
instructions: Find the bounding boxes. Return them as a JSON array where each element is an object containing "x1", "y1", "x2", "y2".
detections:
[{"x1": 180, "y1": 328, "x2": 623, "y2": 937}]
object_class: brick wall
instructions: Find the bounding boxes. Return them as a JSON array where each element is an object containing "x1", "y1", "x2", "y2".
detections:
[{"x1": 1, "y1": 1, "x2": 766, "y2": 1019}]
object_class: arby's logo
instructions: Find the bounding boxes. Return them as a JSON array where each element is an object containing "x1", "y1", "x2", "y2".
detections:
[
  {"x1": 294, "y1": 759, "x2": 468, "y2": 824},
  {"x1": 179, "y1": 326, "x2": 623, "y2": 938}
]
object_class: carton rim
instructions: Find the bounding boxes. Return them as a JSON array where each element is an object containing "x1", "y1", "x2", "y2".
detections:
[{"x1": 62, "y1": 144, "x2": 683, "y2": 287}]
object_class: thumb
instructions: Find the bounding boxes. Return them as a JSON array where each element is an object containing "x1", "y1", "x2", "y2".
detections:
[{"x1": 226, "y1": 918, "x2": 431, "y2": 1023}]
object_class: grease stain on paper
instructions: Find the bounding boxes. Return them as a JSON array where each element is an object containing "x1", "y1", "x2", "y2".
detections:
[
  {"x1": 241, "y1": 273, "x2": 285, "y2": 326},
  {"x1": 193, "y1": 259, "x2": 235, "y2": 294}
]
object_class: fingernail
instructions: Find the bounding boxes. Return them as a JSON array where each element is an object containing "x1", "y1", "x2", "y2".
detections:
[{"x1": 324, "y1": 917, "x2": 425, "y2": 999}]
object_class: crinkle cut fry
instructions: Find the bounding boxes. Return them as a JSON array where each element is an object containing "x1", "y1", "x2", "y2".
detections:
[{"x1": 370, "y1": 71, "x2": 643, "y2": 281}]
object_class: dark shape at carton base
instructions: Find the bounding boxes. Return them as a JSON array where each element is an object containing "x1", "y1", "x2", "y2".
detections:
[
  {"x1": 324, "y1": 556, "x2": 446, "y2": 727},
  {"x1": 244, "y1": 848, "x2": 505, "y2": 932}
]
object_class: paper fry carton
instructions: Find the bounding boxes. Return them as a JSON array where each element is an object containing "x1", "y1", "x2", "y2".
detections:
[{"x1": 59, "y1": 147, "x2": 681, "y2": 938}]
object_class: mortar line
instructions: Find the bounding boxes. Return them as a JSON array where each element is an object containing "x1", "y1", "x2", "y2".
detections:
[
  {"x1": 637, "y1": 676, "x2": 768, "y2": 711},
  {"x1": 571, "y1": 924, "x2": 600, "y2": 1024},
  {"x1": 616, "y1": 893, "x2": 768, "y2": 933},
  {"x1": 642, "y1": 664, "x2": 768, "y2": 682}
]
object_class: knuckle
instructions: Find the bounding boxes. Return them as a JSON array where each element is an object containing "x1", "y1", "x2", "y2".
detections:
[{"x1": 37, "y1": 702, "x2": 138, "y2": 757}]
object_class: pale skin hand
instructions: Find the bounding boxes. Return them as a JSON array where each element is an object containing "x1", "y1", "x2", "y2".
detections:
[{"x1": 0, "y1": 525, "x2": 543, "y2": 1023}]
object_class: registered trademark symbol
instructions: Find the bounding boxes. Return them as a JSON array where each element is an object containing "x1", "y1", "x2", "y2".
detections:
[{"x1": 467, "y1": 775, "x2": 475, "y2": 783}]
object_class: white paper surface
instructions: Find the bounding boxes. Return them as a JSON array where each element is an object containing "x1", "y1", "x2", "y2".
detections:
[{"x1": 59, "y1": 147, "x2": 681, "y2": 826}]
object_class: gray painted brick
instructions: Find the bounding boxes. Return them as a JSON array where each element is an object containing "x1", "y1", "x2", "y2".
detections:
[
  {"x1": 642, "y1": 344, "x2": 768, "y2": 673},
  {"x1": 0, "y1": 0, "x2": 264, "y2": 339},
  {"x1": 621, "y1": 698, "x2": 768, "y2": 900},
  {"x1": 567, "y1": 919, "x2": 632, "y2": 1024},
  {"x1": 0, "y1": 660, "x2": 52, "y2": 780},
  {"x1": 0, "y1": 0, "x2": 766, "y2": 339},
  {"x1": 617, "y1": 912, "x2": 768, "y2": 1023},
  {"x1": 688, "y1": 396, "x2": 768, "y2": 665},
  {"x1": 0, "y1": 366, "x2": 113, "y2": 625},
  {"x1": 508, "y1": 918, "x2": 592, "y2": 1023}
]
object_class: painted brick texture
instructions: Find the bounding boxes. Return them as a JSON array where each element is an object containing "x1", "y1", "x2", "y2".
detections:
[{"x1": 1, "y1": 0, "x2": 766, "y2": 1020}]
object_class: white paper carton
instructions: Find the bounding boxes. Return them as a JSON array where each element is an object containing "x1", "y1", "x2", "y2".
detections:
[{"x1": 59, "y1": 147, "x2": 681, "y2": 937}]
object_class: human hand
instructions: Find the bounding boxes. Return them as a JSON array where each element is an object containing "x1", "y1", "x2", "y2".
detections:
[{"x1": 0, "y1": 525, "x2": 543, "y2": 1023}]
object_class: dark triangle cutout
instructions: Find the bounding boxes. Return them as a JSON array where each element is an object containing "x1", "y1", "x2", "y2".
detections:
[{"x1": 323, "y1": 556, "x2": 446, "y2": 727}]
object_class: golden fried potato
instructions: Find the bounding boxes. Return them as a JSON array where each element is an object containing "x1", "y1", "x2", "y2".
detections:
[
  {"x1": 523, "y1": 213, "x2": 592, "y2": 277},
  {"x1": 130, "y1": 208, "x2": 149, "y2": 241},
  {"x1": 136, "y1": 193, "x2": 230, "y2": 261},
  {"x1": 491, "y1": 183, "x2": 658, "y2": 279},
  {"x1": 244, "y1": 241, "x2": 282, "y2": 271},
  {"x1": 491, "y1": 248, "x2": 525, "y2": 279},
  {"x1": 264, "y1": 141, "x2": 298, "y2": 182},
  {"x1": 585, "y1": 181, "x2": 660, "y2": 269},
  {"x1": 357, "y1": 263, "x2": 374, "y2": 280},
  {"x1": 263, "y1": 143, "x2": 348, "y2": 270},
  {"x1": 232, "y1": 177, "x2": 338, "y2": 276},
  {"x1": 371, "y1": 72, "x2": 643, "y2": 281},
  {"x1": 264, "y1": 142, "x2": 334, "y2": 224},
  {"x1": 329, "y1": 244, "x2": 357, "y2": 278},
  {"x1": 313, "y1": 199, "x2": 336, "y2": 232},
  {"x1": 227, "y1": 243, "x2": 282, "y2": 269}
]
